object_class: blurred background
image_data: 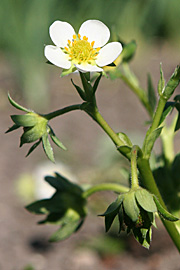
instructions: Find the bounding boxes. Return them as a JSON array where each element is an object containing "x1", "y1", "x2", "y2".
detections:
[{"x1": 1, "y1": 0, "x2": 180, "y2": 269}]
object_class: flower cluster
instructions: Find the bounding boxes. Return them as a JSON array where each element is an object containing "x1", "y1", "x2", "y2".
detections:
[{"x1": 45, "y1": 20, "x2": 122, "y2": 74}]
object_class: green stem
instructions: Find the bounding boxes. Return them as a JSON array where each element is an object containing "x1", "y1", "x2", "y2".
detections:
[
  {"x1": 142, "y1": 95, "x2": 167, "y2": 153},
  {"x1": 131, "y1": 146, "x2": 139, "y2": 189},
  {"x1": 150, "y1": 96, "x2": 167, "y2": 132},
  {"x1": 84, "y1": 102, "x2": 180, "y2": 252},
  {"x1": 43, "y1": 104, "x2": 82, "y2": 120},
  {"x1": 83, "y1": 183, "x2": 129, "y2": 199},
  {"x1": 89, "y1": 106, "x2": 125, "y2": 148}
]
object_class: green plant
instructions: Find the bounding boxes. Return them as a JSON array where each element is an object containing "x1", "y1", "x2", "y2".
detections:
[{"x1": 7, "y1": 19, "x2": 180, "y2": 251}]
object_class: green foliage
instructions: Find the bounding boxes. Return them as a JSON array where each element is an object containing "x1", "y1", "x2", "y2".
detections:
[
  {"x1": 5, "y1": 2, "x2": 180, "y2": 251},
  {"x1": 143, "y1": 127, "x2": 163, "y2": 158},
  {"x1": 163, "y1": 66, "x2": 180, "y2": 100},
  {"x1": 147, "y1": 74, "x2": 157, "y2": 113},
  {"x1": 158, "y1": 64, "x2": 165, "y2": 96},
  {"x1": 153, "y1": 196, "x2": 179, "y2": 222},
  {"x1": 26, "y1": 173, "x2": 87, "y2": 241}
]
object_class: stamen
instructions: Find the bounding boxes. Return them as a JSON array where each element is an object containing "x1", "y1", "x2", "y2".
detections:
[
  {"x1": 91, "y1": 41, "x2": 95, "y2": 47},
  {"x1": 65, "y1": 35, "x2": 101, "y2": 64}
]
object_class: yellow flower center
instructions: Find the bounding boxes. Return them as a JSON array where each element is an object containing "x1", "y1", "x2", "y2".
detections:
[{"x1": 64, "y1": 34, "x2": 100, "y2": 64}]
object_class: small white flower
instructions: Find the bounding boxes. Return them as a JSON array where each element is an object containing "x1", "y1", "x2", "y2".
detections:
[{"x1": 44, "y1": 20, "x2": 122, "y2": 74}]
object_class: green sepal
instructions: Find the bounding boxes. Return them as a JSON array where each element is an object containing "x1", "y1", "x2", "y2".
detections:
[
  {"x1": 159, "y1": 102, "x2": 174, "y2": 125},
  {"x1": 92, "y1": 73, "x2": 102, "y2": 95},
  {"x1": 49, "y1": 219, "x2": 82, "y2": 242},
  {"x1": 174, "y1": 103, "x2": 180, "y2": 131},
  {"x1": 158, "y1": 64, "x2": 165, "y2": 96},
  {"x1": 100, "y1": 195, "x2": 124, "y2": 232},
  {"x1": 135, "y1": 189, "x2": 157, "y2": 212},
  {"x1": 8, "y1": 93, "x2": 30, "y2": 112},
  {"x1": 46, "y1": 60, "x2": 53, "y2": 65},
  {"x1": 163, "y1": 65, "x2": 180, "y2": 100},
  {"x1": 123, "y1": 191, "x2": 140, "y2": 222},
  {"x1": 11, "y1": 114, "x2": 38, "y2": 127},
  {"x1": 42, "y1": 133, "x2": 55, "y2": 163},
  {"x1": 5, "y1": 124, "x2": 20, "y2": 133},
  {"x1": 117, "y1": 132, "x2": 133, "y2": 147},
  {"x1": 102, "y1": 70, "x2": 109, "y2": 78},
  {"x1": 147, "y1": 74, "x2": 157, "y2": 112},
  {"x1": 48, "y1": 126, "x2": 67, "y2": 151},
  {"x1": 45, "y1": 173, "x2": 83, "y2": 195},
  {"x1": 133, "y1": 227, "x2": 152, "y2": 249},
  {"x1": 100, "y1": 195, "x2": 124, "y2": 216},
  {"x1": 79, "y1": 72, "x2": 93, "y2": 92},
  {"x1": 106, "y1": 62, "x2": 116, "y2": 67},
  {"x1": 61, "y1": 65, "x2": 76, "y2": 77},
  {"x1": 153, "y1": 196, "x2": 179, "y2": 221},
  {"x1": 118, "y1": 204, "x2": 124, "y2": 233},
  {"x1": 26, "y1": 197, "x2": 62, "y2": 215},
  {"x1": 20, "y1": 126, "x2": 42, "y2": 146},
  {"x1": 104, "y1": 213, "x2": 117, "y2": 232},
  {"x1": 71, "y1": 79, "x2": 87, "y2": 101},
  {"x1": 26, "y1": 140, "x2": 41, "y2": 157},
  {"x1": 143, "y1": 127, "x2": 163, "y2": 157}
]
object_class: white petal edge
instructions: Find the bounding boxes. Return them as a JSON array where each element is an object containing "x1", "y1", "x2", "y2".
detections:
[
  {"x1": 49, "y1": 21, "x2": 75, "y2": 47},
  {"x1": 44, "y1": 45, "x2": 71, "y2": 69},
  {"x1": 79, "y1": 20, "x2": 110, "y2": 48},
  {"x1": 96, "y1": 42, "x2": 123, "y2": 67},
  {"x1": 74, "y1": 63, "x2": 103, "y2": 73}
]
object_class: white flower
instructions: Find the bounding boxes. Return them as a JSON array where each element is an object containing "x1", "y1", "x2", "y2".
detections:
[{"x1": 44, "y1": 20, "x2": 122, "y2": 73}]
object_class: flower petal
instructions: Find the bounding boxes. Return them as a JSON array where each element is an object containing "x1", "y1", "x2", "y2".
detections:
[
  {"x1": 49, "y1": 21, "x2": 75, "y2": 47},
  {"x1": 96, "y1": 42, "x2": 122, "y2": 67},
  {"x1": 44, "y1": 45, "x2": 71, "y2": 69},
  {"x1": 74, "y1": 63, "x2": 103, "y2": 73},
  {"x1": 79, "y1": 20, "x2": 110, "y2": 48}
]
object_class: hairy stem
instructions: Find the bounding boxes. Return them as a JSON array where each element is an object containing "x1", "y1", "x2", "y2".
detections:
[
  {"x1": 43, "y1": 104, "x2": 82, "y2": 120},
  {"x1": 83, "y1": 183, "x2": 129, "y2": 199},
  {"x1": 131, "y1": 145, "x2": 139, "y2": 189}
]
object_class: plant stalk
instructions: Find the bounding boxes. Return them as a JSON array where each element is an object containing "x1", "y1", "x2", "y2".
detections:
[
  {"x1": 43, "y1": 104, "x2": 82, "y2": 120},
  {"x1": 83, "y1": 183, "x2": 129, "y2": 199}
]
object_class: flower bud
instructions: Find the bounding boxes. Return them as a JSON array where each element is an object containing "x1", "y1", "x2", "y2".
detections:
[
  {"x1": 101, "y1": 187, "x2": 178, "y2": 248},
  {"x1": 6, "y1": 95, "x2": 66, "y2": 162}
]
